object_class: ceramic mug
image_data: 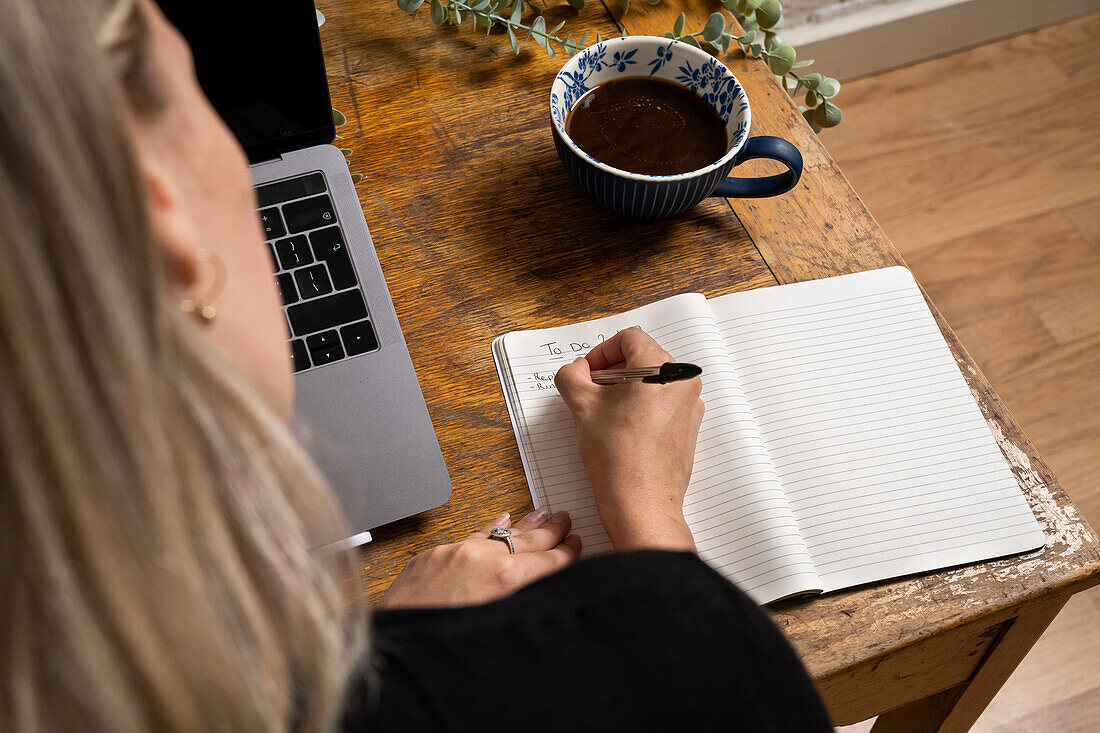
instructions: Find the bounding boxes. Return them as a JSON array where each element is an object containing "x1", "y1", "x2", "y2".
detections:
[{"x1": 550, "y1": 36, "x2": 803, "y2": 221}]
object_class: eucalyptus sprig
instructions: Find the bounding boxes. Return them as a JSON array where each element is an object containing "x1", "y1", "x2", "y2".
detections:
[
  {"x1": 395, "y1": 0, "x2": 841, "y2": 131},
  {"x1": 397, "y1": 0, "x2": 590, "y2": 58},
  {"x1": 663, "y1": 1, "x2": 841, "y2": 131}
]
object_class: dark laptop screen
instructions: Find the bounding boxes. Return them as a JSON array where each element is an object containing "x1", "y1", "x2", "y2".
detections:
[{"x1": 155, "y1": 1, "x2": 334, "y2": 164}]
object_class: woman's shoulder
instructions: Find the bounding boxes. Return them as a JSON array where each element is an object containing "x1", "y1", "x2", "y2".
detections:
[{"x1": 350, "y1": 552, "x2": 832, "y2": 732}]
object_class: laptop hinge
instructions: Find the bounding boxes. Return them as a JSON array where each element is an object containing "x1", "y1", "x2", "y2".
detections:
[{"x1": 251, "y1": 153, "x2": 287, "y2": 168}]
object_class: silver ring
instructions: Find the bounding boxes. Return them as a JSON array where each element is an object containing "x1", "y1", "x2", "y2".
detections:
[{"x1": 489, "y1": 527, "x2": 516, "y2": 554}]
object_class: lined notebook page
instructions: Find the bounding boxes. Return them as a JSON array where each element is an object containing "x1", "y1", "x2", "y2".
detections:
[
  {"x1": 710, "y1": 267, "x2": 1045, "y2": 592},
  {"x1": 497, "y1": 294, "x2": 819, "y2": 604}
]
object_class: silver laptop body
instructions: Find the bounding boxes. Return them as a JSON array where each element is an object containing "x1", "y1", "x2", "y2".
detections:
[{"x1": 252, "y1": 148, "x2": 452, "y2": 536}]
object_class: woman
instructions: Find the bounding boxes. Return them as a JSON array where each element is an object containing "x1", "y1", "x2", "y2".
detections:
[{"x1": 0, "y1": 0, "x2": 831, "y2": 730}]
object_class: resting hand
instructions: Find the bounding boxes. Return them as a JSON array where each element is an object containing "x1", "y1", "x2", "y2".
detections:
[
  {"x1": 377, "y1": 511, "x2": 582, "y2": 609},
  {"x1": 554, "y1": 327, "x2": 702, "y2": 552}
]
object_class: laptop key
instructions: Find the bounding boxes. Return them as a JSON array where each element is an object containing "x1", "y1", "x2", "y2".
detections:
[
  {"x1": 282, "y1": 194, "x2": 335, "y2": 233},
  {"x1": 255, "y1": 173, "x2": 326, "y2": 208},
  {"x1": 275, "y1": 235, "x2": 313, "y2": 269},
  {"x1": 287, "y1": 289, "x2": 368, "y2": 337},
  {"x1": 259, "y1": 207, "x2": 286, "y2": 239},
  {"x1": 276, "y1": 273, "x2": 298, "y2": 305},
  {"x1": 290, "y1": 339, "x2": 310, "y2": 372},
  {"x1": 310, "y1": 343, "x2": 345, "y2": 366},
  {"x1": 294, "y1": 264, "x2": 333, "y2": 299},
  {"x1": 341, "y1": 320, "x2": 379, "y2": 356},
  {"x1": 309, "y1": 227, "x2": 358, "y2": 290},
  {"x1": 306, "y1": 330, "x2": 340, "y2": 352}
]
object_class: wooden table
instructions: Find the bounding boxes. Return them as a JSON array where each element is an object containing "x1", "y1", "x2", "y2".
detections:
[{"x1": 318, "y1": 1, "x2": 1100, "y2": 729}]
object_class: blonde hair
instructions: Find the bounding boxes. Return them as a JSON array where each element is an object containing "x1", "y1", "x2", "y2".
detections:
[{"x1": 0, "y1": 1, "x2": 366, "y2": 730}]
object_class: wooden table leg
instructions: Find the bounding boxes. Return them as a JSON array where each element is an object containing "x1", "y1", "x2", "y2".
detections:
[{"x1": 870, "y1": 596, "x2": 1068, "y2": 733}]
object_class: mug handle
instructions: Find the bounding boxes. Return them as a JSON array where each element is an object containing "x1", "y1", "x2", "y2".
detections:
[{"x1": 710, "y1": 136, "x2": 803, "y2": 199}]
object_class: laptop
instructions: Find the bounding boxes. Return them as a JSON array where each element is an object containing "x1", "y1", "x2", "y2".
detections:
[{"x1": 157, "y1": 1, "x2": 451, "y2": 545}]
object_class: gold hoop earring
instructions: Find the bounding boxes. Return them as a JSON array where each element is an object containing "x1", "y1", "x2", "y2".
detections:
[{"x1": 180, "y1": 249, "x2": 226, "y2": 324}]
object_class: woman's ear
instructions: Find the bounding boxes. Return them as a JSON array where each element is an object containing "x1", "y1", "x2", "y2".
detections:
[{"x1": 140, "y1": 152, "x2": 200, "y2": 291}]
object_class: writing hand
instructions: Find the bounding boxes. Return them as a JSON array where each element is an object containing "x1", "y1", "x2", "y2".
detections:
[
  {"x1": 555, "y1": 327, "x2": 702, "y2": 552},
  {"x1": 377, "y1": 511, "x2": 582, "y2": 609}
]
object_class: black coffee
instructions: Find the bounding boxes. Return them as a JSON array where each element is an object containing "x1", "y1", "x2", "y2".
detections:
[{"x1": 565, "y1": 77, "x2": 728, "y2": 176}]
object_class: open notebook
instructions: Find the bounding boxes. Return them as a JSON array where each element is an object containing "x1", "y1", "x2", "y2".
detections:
[{"x1": 492, "y1": 267, "x2": 1045, "y2": 604}]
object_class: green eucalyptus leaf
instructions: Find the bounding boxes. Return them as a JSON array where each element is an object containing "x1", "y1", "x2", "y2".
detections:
[
  {"x1": 350, "y1": 173, "x2": 364, "y2": 184},
  {"x1": 804, "y1": 89, "x2": 818, "y2": 107},
  {"x1": 748, "y1": 42, "x2": 763, "y2": 56},
  {"x1": 766, "y1": 43, "x2": 794, "y2": 75},
  {"x1": 646, "y1": 0, "x2": 661, "y2": 4},
  {"x1": 397, "y1": 0, "x2": 425, "y2": 12},
  {"x1": 816, "y1": 77, "x2": 840, "y2": 98},
  {"x1": 339, "y1": 148, "x2": 353, "y2": 157},
  {"x1": 664, "y1": 31, "x2": 675, "y2": 39},
  {"x1": 550, "y1": 20, "x2": 566, "y2": 35},
  {"x1": 507, "y1": 25, "x2": 520, "y2": 53},
  {"x1": 791, "y1": 59, "x2": 813, "y2": 69},
  {"x1": 800, "y1": 72, "x2": 822, "y2": 88},
  {"x1": 803, "y1": 108, "x2": 822, "y2": 133},
  {"x1": 673, "y1": 11, "x2": 685, "y2": 37},
  {"x1": 620, "y1": 0, "x2": 629, "y2": 14},
  {"x1": 531, "y1": 15, "x2": 547, "y2": 47},
  {"x1": 681, "y1": 34, "x2": 701, "y2": 49},
  {"x1": 546, "y1": 42, "x2": 555, "y2": 58},
  {"x1": 814, "y1": 101, "x2": 841, "y2": 128},
  {"x1": 511, "y1": 1, "x2": 522, "y2": 23},
  {"x1": 736, "y1": 32, "x2": 755, "y2": 45},
  {"x1": 764, "y1": 31, "x2": 783, "y2": 51},
  {"x1": 316, "y1": 9, "x2": 325, "y2": 26},
  {"x1": 701, "y1": 12, "x2": 725, "y2": 43},
  {"x1": 745, "y1": 0, "x2": 763, "y2": 9},
  {"x1": 567, "y1": 0, "x2": 585, "y2": 9},
  {"x1": 722, "y1": 0, "x2": 740, "y2": 9},
  {"x1": 717, "y1": 33, "x2": 732, "y2": 53},
  {"x1": 332, "y1": 108, "x2": 347, "y2": 126},
  {"x1": 430, "y1": 0, "x2": 445, "y2": 25},
  {"x1": 741, "y1": 16, "x2": 758, "y2": 32},
  {"x1": 473, "y1": 0, "x2": 491, "y2": 10},
  {"x1": 756, "y1": 0, "x2": 781, "y2": 29},
  {"x1": 455, "y1": 6, "x2": 465, "y2": 23}
]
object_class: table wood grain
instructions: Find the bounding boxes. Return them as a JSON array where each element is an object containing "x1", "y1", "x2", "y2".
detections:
[{"x1": 317, "y1": 1, "x2": 1100, "y2": 728}]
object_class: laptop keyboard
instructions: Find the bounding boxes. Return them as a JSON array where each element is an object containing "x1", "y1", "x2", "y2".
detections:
[{"x1": 255, "y1": 172, "x2": 379, "y2": 373}]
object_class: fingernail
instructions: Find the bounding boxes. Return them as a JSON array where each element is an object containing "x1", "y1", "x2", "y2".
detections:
[
  {"x1": 491, "y1": 512, "x2": 510, "y2": 527},
  {"x1": 550, "y1": 511, "x2": 568, "y2": 524},
  {"x1": 525, "y1": 509, "x2": 548, "y2": 524}
]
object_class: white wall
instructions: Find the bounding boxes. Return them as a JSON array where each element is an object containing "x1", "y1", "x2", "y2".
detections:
[
  {"x1": 785, "y1": 0, "x2": 912, "y2": 28},
  {"x1": 781, "y1": 0, "x2": 1100, "y2": 80}
]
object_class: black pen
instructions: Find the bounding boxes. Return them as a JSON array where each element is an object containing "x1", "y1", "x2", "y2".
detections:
[{"x1": 590, "y1": 362, "x2": 702, "y2": 385}]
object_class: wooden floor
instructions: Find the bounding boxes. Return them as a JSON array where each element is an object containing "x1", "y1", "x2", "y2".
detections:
[{"x1": 821, "y1": 13, "x2": 1100, "y2": 732}]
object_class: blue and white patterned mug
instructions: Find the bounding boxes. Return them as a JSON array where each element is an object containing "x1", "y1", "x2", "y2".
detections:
[{"x1": 550, "y1": 36, "x2": 803, "y2": 221}]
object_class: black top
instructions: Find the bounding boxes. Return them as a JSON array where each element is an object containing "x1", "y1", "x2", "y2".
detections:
[{"x1": 343, "y1": 551, "x2": 831, "y2": 731}]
